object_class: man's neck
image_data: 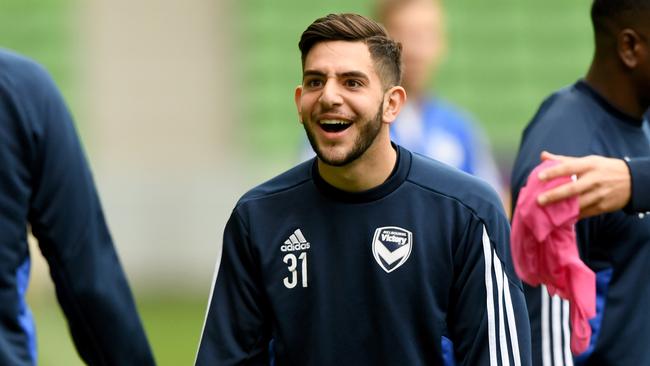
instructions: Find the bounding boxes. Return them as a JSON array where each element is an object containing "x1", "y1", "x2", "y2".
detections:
[
  {"x1": 317, "y1": 136, "x2": 397, "y2": 192},
  {"x1": 585, "y1": 59, "x2": 645, "y2": 119}
]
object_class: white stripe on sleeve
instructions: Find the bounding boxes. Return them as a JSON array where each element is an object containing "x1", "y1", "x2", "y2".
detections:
[
  {"x1": 562, "y1": 300, "x2": 574, "y2": 366},
  {"x1": 503, "y1": 270, "x2": 522, "y2": 366},
  {"x1": 541, "y1": 285, "x2": 551, "y2": 366},
  {"x1": 552, "y1": 295, "x2": 563, "y2": 366},
  {"x1": 482, "y1": 225, "x2": 498, "y2": 366},
  {"x1": 493, "y1": 252, "x2": 511, "y2": 366}
]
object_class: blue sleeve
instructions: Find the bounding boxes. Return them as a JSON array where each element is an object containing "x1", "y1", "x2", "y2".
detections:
[
  {"x1": 625, "y1": 157, "x2": 650, "y2": 213},
  {"x1": 196, "y1": 209, "x2": 271, "y2": 365},
  {"x1": 21, "y1": 61, "x2": 154, "y2": 365},
  {"x1": 449, "y1": 211, "x2": 531, "y2": 365}
]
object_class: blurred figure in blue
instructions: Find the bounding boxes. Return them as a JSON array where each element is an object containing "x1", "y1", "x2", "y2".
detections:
[
  {"x1": 0, "y1": 49, "x2": 154, "y2": 365},
  {"x1": 376, "y1": 0, "x2": 503, "y2": 193}
]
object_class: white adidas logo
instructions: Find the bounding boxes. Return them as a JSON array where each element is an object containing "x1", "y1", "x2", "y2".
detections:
[{"x1": 281, "y1": 229, "x2": 311, "y2": 252}]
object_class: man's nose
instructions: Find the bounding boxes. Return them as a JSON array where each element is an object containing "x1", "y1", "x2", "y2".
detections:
[{"x1": 318, "y1": 80, "x2": 343, "y2": 108}]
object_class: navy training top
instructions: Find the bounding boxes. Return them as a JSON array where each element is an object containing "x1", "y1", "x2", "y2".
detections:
[{"x1": 197, "y1": 145, "x2": 531, "y2": 365}]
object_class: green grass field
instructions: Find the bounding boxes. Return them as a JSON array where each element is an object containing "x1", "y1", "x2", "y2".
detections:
[{"x1": 29, "y1": 292, "x2": 206, "y2": 365}]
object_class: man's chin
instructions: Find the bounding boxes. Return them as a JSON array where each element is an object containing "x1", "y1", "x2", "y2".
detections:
[{"x1": 315, "y1": 147, "x2": 354, "y2": 167}]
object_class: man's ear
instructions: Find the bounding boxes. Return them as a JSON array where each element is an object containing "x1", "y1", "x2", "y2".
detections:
[
  {"x1": 294, "y1": 85, "x2": 303, "y2": 123},
  {"x1": 618, "y1": 28, "x2": 643, "y2": 69},
  {"x1": 382, "y1": 86, "x2": 407, "y2": 124}
]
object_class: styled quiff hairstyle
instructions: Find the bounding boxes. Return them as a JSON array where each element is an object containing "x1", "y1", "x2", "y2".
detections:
[{"x1": 298, "y1": 13, "x2": 403, "y2": 88}]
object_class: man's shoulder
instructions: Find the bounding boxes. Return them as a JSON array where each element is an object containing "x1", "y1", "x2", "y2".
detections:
[
  {"x1": 529, "y1": 82, "x2": 596, "y2": 129},
  {"x1": 237, "y1": 159, "x2": 313, "y2": 206},
  {"x1": 0, "y1": 49, "x2": 64, "y2": 126},
  {"x1": 406, "y1": 151, "x2": 504, "y2": 217},
  {"x1": 0, "y1": 49, "x2": 53, "y2": 90},
  {"x1": 0, "y1": 49, "x2": 41, "y2": 70},
  {"x1": 517, "y1": 82, "x2": 599, "y2": 158}
]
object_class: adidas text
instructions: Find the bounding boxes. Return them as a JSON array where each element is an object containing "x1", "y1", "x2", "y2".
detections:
[{"x1": 281, "y1": 243, "x2": 311, "y2": 252}]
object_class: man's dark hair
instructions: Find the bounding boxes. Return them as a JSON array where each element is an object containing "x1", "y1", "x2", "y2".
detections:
[
  {"x1": 591, "y1": 0, "x2": 650, "y2": 36},
  {"x1": 299, "y1": 13, "x2": 402, "y2": 88}
]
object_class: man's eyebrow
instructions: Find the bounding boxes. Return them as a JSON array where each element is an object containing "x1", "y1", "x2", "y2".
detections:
[
  {"x1": 303, "y1": 70, "x2": 326, "y2": 78},
  {"x1": 339, "y1": 71, "x2": 369, "y2": 80},
  {"x1": 302, "y1": 70, "x2": 370, "y2": 80}
]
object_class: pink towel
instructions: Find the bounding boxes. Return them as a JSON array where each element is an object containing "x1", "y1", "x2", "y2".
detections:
[{"x1": 511, "y1": 160, "x2": 596, "y2": 355}]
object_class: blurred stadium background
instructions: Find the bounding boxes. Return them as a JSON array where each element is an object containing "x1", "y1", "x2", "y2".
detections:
[{"x1": 2, "y1": 0, "x2": 591, "y2": 364}]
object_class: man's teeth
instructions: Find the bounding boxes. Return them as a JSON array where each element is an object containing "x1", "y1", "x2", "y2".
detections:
[{"x1": 319, "y1": 120, "x2": 350, "y2": 125}]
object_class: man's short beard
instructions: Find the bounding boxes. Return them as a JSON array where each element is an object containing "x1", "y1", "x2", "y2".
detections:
[{"x1": 304, "y1": 102, "x2": 384, "y2": 167}]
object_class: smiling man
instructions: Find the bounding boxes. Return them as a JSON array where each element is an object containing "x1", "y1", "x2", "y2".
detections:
[{"x1": 196, "y1": 13, "x2": 530, "y2": 366}]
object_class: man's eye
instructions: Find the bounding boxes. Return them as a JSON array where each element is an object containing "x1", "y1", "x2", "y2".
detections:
[
  {"x1": 346, "y1": 79, "x2": 362, "y2": 88},
  {"x1": 306, "y1": 79, "x2": 322, "y2": 88}
]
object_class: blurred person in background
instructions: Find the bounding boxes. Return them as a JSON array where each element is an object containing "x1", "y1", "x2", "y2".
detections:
[
  {"x1": 0, "y1": 49, "x2": 155, "y2": 365},
  {"x1": 376, "y1": 0, "x2": 504, "y2": 194},
  {"x1": 510, "y1": 0, "x2": 650, "y2": 364}
]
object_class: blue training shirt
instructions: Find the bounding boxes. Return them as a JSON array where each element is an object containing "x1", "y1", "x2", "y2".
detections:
[
  {"x1": 197, "y1": 145, "x2": 531, "y2": 365},
  {"x1": 511, "y1": 80, "x2": 650, "y2": 365},
  {"x1": 0, "y1": 49, "x2": 154, "y2": 365}
]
